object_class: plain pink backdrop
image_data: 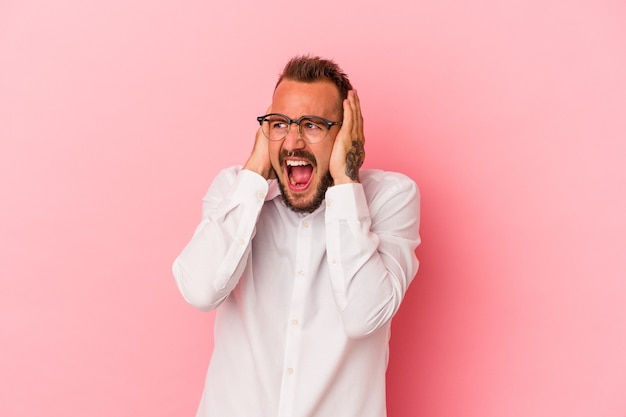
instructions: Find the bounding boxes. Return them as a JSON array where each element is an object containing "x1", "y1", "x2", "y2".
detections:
[{"x1": 1, "y1": 0, "x2": 625, "y2": 416}]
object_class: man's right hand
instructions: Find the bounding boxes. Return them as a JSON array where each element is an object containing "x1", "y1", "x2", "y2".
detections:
[{"x1": 243, "y1": 123, "x2": 275, "y2": 180}]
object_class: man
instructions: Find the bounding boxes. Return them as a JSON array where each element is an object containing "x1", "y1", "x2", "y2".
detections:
[{"x1": 173, "y1": 55, "x2": 420, "y2": 417}]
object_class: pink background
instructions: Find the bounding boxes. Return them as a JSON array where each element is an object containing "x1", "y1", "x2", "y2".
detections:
[{"x1": 1, "y1": 0, "x2": 625, "y2": 416}]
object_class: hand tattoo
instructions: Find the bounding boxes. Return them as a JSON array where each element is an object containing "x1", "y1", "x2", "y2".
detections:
[{"x1": 345, "y1": 139, "x2": 365, "y2": 182}]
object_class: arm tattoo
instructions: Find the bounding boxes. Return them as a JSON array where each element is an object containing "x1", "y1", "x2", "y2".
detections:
[{"x1": 345, "y1": 139, "x2": 365, "y2": 181}]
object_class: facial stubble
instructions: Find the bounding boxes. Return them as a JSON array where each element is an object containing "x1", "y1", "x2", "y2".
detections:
[{"x1": 277, "y1": 170, "x2": 334, "y2": 214}]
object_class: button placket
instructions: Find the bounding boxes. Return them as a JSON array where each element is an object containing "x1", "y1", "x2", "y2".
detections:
[{"x1": 277, "y1": 216, "x2": 314, "y2": 416}]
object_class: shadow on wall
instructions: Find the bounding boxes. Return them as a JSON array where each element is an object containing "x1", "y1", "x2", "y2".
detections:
[
  {"x1": 385, "y1": 170, "x2": 460, "y2": 416},
  {"x1": 386, "y1": 216, "x2": 434, "y2": 416}
]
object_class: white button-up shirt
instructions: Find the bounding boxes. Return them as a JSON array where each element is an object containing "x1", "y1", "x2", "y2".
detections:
[{"x1": 173, "y1": 166, "x2": 420, "y2": 417}]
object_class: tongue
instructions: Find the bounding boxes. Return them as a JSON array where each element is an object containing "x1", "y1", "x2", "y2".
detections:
[{"x1": 291, "y1": 165, "x2": 313, "y2": 184}]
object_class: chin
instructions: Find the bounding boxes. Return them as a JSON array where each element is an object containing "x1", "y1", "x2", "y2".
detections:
[{"x1": 277, "y1": 171, "x2": 333, "y2": 214}]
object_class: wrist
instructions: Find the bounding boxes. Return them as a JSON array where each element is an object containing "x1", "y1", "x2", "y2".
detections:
[
  {"x1": 332, "y1": 170, "x2": 360, "y2": 185},
  {"x1": 243, "y1": 158, "x2": 272, "y2": 179}
]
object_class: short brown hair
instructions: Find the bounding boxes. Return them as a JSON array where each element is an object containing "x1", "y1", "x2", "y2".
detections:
[{"x1": 276, "y1": 55, "x2": 353, "y2": 101}]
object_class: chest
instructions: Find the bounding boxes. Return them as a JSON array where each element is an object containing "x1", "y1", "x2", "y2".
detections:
[{"x1": 239, "y1": 202, "x2": 336, "y2": 323}]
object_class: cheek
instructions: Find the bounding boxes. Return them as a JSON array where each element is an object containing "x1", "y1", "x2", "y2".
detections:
[{"x1": 314, "y1": 144, "x2": 334, "y2": 172}]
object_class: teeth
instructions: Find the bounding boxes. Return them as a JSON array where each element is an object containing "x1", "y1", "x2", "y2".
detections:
[{"x1": 286, "y1": 160, "x2": 309, "y2": 166}]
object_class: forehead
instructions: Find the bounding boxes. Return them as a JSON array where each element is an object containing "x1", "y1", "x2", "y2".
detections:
[{"x1": 272, "y1": 80, "x2": 341, "y2": 118}]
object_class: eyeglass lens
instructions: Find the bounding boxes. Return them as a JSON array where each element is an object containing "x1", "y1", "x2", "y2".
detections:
[{"x1": 262, "y1": 116, "x2": 329, "y2": 144}]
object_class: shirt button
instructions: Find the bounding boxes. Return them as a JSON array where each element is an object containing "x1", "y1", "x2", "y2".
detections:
[
  {"x1": 292, "y1": 319, "x2": 299, "y2": 326},
  {"x1": 257, "y1": 191, "x2": 264, "y2": 200},
  {"x1": 239, "y1": 238, "x2": 245, "y2": 245},
  {"x1": 326, "y1": 200, "x2": 332, "y2": 207},
  {"x1": 331, "y1": 258, "x2": 337, "y2": 264},
  {"x1": 297, "y1": 270, "x2": 305, "y2": 276},
  {"x1": 287, "y1": 368, "x2": 294, "y2": 374},
  {"x1": 302, "y1": 221, "x2": 309, "y2": 228}
]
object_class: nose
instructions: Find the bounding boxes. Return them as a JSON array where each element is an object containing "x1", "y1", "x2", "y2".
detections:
[{"x1": 282, "y1": 122, "x2": 306, "y2": 151}]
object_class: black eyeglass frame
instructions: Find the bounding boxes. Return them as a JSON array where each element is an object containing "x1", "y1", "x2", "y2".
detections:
[{"x1": 256, "y1": 113, "x2": 342, "y2": 143}]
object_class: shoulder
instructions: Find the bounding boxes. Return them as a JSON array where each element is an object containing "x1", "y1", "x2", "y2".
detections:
[
  {"x1": 360, "y1": 169, "x2": 419, "y2": 196},
  {"x1": 209, "y1": 165, "x2": 248, "y2": 188},
  {"x1": 207, "y1": 165, "x2": 270, "y2": 198},
  {"x1": 202, "y1": 165, "x2": 242, "y2": 198},
  {"x1": 359, "y1": 169, "x2": 420, "y2": 214},
  {"x1": 216, "y1": 165, "x2": 243, "y2": 181}
]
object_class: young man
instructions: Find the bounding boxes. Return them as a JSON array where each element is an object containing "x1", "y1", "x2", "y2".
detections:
[{"x1": 173, "y1": 55, "x2": 420, "y2": 417}]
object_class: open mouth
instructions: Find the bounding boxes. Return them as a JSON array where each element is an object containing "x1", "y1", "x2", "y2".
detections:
[{"x1": 285, "y1": 159, "x2": 314, "y2": 191}]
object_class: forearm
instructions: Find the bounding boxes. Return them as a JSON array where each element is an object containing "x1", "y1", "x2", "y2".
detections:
[
  {"x1": 325, "y1": 175, "x2": 420, "y2": 338},
  {"x1": 173, "y1": 168, "x2": 268, "y2": 311}
]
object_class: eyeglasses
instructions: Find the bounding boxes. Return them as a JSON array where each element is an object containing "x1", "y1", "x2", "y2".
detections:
[{"x1": 257, "y1": 113, "x2": 341, "y2": 144}]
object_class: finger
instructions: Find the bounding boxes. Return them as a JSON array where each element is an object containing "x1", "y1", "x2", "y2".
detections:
[
  {"x1": 352, "y1": 90, "x2": 364, "y2": 137},
  {"x1": 257, "y1": 105, "x2": 272, "y2": 141},
  {"x1": 255, "y1": 125, "x2": 265, "y2": 140},
  {"x1": 349, "y1": 90, "x2": 364, "y2": 143},
  {"x1": 350, "y1": 91, "x2": 359, "y2": 138},
  {"x1": 341, "y1": 95, "x2": 353, "y2": 137}
]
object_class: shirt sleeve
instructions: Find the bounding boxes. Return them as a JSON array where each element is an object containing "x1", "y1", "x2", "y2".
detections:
[
  {"x1": 172, "y1": 166, "x2": 269, "y2": 311},
  {"x1": 324, "y1": 171, "x2": 421, "y2": 338}
]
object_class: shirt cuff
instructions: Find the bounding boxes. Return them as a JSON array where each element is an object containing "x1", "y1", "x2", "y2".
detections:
[
  {"x1": 232, "y1": 169, "x2": 269, "y2": 205},
  {"x1": 325, "y1": 183, "x2": 370, "y2": 222}
]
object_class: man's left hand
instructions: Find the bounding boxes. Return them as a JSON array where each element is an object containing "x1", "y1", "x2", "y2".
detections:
[{"x1": 329, "y1": 90, "x2": 366, "y2": 185}]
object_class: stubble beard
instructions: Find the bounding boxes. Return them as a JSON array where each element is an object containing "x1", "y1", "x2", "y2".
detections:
[{"x1": 277, "y1": 170, "x2": 334, "y2": 214}]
